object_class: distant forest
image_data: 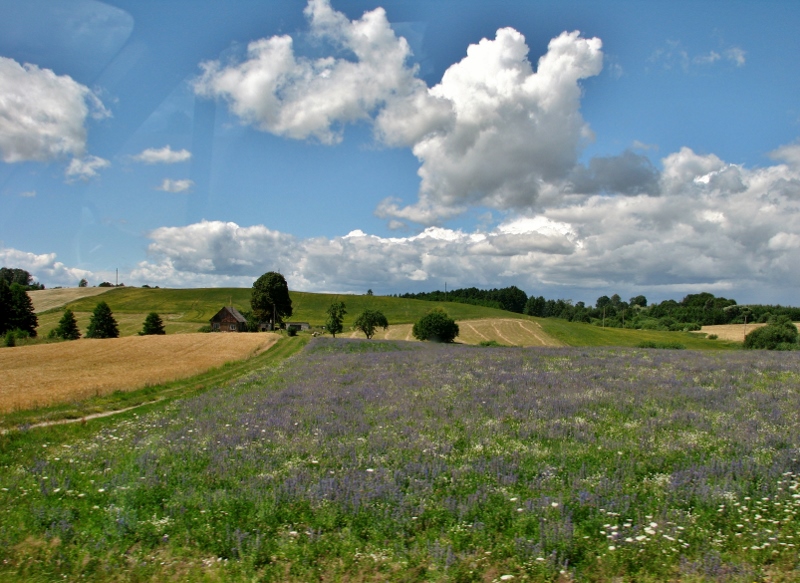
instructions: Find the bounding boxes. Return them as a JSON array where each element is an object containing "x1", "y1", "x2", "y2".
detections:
[{"x1": 396, "y1": 287, "x2": 800, "y2": 332}]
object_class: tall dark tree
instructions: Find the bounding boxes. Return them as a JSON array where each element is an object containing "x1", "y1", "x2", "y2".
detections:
[
  {"x1": 0, "y1": 279, "x2": 11, "y2": 335},
  {"x1": 251, "y1": 272, "x2": 293, "y2": 327},
  {"x1": 0, "y1": 267, "x2": 32, "y2": 286},
  {"x1": 78, "y1": 278, "x2": 88, "y2": 288},
  {"x1": 55, "y1": 309, "x2": 81, "y2": 340},
  {"x1": 9, "y1": 283, "x2": 37, "y2": 337},
  {"x1": 86, "y1": 301, "x2": 119, "y2": 339},
  {"x1": 140, "y1": 312, "x2": 166, "y2": 335},
  {"x1": 325, "y1": 301, "x2": 347, "y2": 338}
]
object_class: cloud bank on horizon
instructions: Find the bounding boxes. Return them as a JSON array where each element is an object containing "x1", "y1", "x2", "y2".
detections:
[{"x1": 2, "y1": 0, "x2": 799, "y2": 304}]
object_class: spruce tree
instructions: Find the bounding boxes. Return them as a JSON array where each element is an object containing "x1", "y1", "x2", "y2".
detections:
[
  {"x1": 140, "y1": 312, "x2": 166, "y2": 335},
  {"x1": 55, "y1": 309, "x2": 81, "y2": 340},
  {"x1": 9, "y1": 283, "x2": 37, "y2": 337},
  {"x1": 86, "y1": 301, "x2": 119, "y2": 339},
  {"x1": 0, "y1": 279, "x2": 11, "y2": 335}
]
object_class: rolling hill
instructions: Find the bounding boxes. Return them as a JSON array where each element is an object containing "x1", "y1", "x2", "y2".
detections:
[{"x1": 35, "y1": 286, "x2": 736, "y2": 349}]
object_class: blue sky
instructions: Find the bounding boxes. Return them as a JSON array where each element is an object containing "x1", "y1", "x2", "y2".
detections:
[{"x1": 1, "y1": 0, "x2": 799, "y2": 305}]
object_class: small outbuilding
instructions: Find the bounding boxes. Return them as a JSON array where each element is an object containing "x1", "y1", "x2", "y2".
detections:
[
  {"x1": 285, "y1": 322, "x2": 311, "y2": 331},
  {"x1": 210, "y1": 306, "x2": 248, "y2": 332}
]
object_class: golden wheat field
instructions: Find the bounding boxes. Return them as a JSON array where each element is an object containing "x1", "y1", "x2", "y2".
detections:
[
  {"x1": 343, "y1": 318, "x2": 561, "y2": 346},
  {"x1": 0, "y1": 333, "x2": 278, "y2": 412},
  {"x1": 697, "y1": 322, "x2": 800, "y2": 342},
  {"x1": 28, "y1": 287, "x2": 113, "y2": 313}
]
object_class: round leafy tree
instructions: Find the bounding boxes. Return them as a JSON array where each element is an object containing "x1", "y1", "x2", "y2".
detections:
[
  {"x1": 353, "y1": 309, "x2": 388, "y2": 339},
  {"x1": 140, "y1": 312, "x2": 166, "y2": 335},
  {"x1": 325, "y1": 301, "x2": 347, "y2": 338},
  {"x1": 251, "y1": 272, "x2": 293, "y2": 327},
  {"x1": 412, "y1": 308, "x2": 459, "y2": 343},
  {"x1": 86, "y1": 301, "x2": 119, "y2": 339},
  {"x1": 744, "y1": 315, "x2": 798, "y2": 350},
  {"x1": 55, "y1": 309, "x2": 81, "y2": 340}
]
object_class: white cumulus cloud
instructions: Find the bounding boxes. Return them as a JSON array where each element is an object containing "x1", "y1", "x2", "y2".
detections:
[
  {"x1": 379, "y1": 29, "x2": 603, "y2": 222},
  {"x1": 194, "y1": 0, "x2": 418, "y2": 144},
  {"x1": 133, "y1": 145, "x2": 191, "y2": 164},
  {"x1": 0, "y1": 56, "x2": 109, "y2": 163},
  {"x1": 129, "y1": 143, "x2": 800, "y2": 304},
  {"x1": 0, "y1": 246, "x2": 92, "y2": 287},
  {"x1": 65, "y1": 155, "x2": 111, "y2": 181},
  {"x1": 196, "y1": 0, "x2": 603, "y2": 224},
  {"x1": 156, "y1": 179, "x2": 194, "y2": 193}
]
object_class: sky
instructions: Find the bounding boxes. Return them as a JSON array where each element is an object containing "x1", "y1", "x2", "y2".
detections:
[{"x1": 1, "y1": 0, "x2": 799, "y2": 306}]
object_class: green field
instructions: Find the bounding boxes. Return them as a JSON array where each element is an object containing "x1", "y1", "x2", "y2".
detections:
[
  {"x1": 39, "y1": 286, "x2": 736, "y2": 349},
  {"x1": 537, "y1": 315, "x2": 740, "y2": 350}
]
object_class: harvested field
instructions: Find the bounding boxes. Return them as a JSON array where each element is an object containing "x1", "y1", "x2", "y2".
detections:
[
  {"x1": 457, "y1": 318, "x2": 563, "y2": 346},
  {"x1": 0, "y1": 333, "x2": 278, "y2": 412},
  {"x1": 28, "y1": 287, "x2": 112, "y2": 313},
  {"x1": 343, "y1": 317, "x2": 561, "y2": 346},
  {"x1": 697, "y1": 322, "x2": 800, "y2": 342}
]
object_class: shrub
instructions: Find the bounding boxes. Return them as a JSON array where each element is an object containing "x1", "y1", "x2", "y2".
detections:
[
  {"x1": 478, "y1": 340, "x2": 505, "y2": 347},
  {"x1": 744, "y1": 316, "x2": 798, "y2": 350},
  {"x1": 4, "y1": 330, "x2": 15, "y2": 347},
  {"x1": 637, "y1": 341, "x2": 686, "y2": 349},
  {"x1": 412, "y1": 309, "x2": 459, "y2": 343},
  {"x1": 708, "y1": 334, "x2": 718, "y2": 340}
]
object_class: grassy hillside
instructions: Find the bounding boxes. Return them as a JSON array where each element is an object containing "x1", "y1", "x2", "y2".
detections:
[
  {"x1": 54, "y1": 286, "x2": 735, "y2": 349},
  {"x1": 61, "y1": 287, "x2": 523, "y2": 327},
  {"x1": 537, "y1": 316, "x2": 740, "y2": 349}
]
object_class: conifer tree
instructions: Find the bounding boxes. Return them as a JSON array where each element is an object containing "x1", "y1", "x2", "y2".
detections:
[
  {"x1": 140, "y1": 312, "x2": 166, "y2": 335},
  {"x1": 8, "y1": 283, "x2": 37, "y2": 337},
  {"x1": 55, "y1": 309, "x2": 81, "y2": 340},
  {"x1": 86, "y1": 301, "x2": 119, "y2": 339}
]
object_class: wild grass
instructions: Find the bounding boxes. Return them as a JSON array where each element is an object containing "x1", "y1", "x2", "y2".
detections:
[{"x1": 1, "y1": 340, "x2": 797, "y2": 582}]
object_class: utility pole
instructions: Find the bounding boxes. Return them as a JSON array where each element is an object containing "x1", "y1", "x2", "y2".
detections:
[
  {"x1": 602, "y1": 307, "x2": 606, "y2": 328},
  {"x1": 115, "y1": 268, "x2": 118, "y2": 287}
]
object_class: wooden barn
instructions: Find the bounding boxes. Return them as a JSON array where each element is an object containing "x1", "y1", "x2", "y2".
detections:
[{"x1": 210, "y1": 306, "x2": 248, "y2": 332}]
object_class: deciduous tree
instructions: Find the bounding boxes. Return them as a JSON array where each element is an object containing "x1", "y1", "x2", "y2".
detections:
[
  {"x1": 325, "y1": 301, "x2": 347, "y2": 338},
  {"x1": 251, "y1": 272, "x2": 293, "y2": 327},
  {"x1": 353, "y1": 309, "x2": 388, "y2": 340},
  {"x1": 412, "y1": 308, "x2": 459, "y2": 343}
]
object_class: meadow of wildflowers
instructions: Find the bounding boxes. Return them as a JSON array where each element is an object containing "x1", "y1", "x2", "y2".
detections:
[{"x1": 1, "y1": 338, "x2": 799, "y2": 581}]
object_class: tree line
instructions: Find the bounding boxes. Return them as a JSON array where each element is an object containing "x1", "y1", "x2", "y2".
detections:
[
  {"x1": 399, "y1": 284, "x2": 800, "y2": 332},
  {"x1": 398, "y1": 286, "x2": 528, "y2": 313}
]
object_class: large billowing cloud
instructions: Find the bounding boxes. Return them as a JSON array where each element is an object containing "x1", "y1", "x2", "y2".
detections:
[
  {"x1": 194, "y1": 0, "x2": 419, "y2": 144},
  {"x1": 195, "y1": 0, "x2": 603, "y2": 223},
  {"x1": 377, "y1": 28, "x2": 603, "y2": 222},
  {"x1": 0, "y1": 56, "x2": 109, "y2": 163},
  {"x1": 0, "y1": 246, "x2": 92, "y2": 287},
  {"x1": 131, "y1": 144, "x2": 800, "y2": 303}
]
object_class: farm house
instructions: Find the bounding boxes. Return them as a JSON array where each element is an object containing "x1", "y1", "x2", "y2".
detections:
[{"x1": 209, "y1": 306, "x2": 248, "y2": 332}]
